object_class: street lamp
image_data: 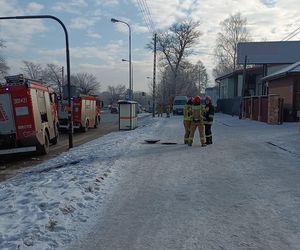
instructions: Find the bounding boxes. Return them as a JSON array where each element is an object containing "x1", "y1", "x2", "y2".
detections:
[
  {"x1": 122, "y1": 59, "x2": 133, "y2": 99},
  {"x1": 111, "y1": 18, "x2": 132, "y2": 100},
  {"x1": 0, "y1": 15, "x2": 73, "y2": 148}
]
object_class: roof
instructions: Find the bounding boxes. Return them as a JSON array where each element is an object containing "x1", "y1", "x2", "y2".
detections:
[
  {"x1": 215, "y1": 66, "x2": 262, "y2": 81},
  {"x1": 262, "y1": 61, "x2": 300, "y2": 81},
  {"x1": 118, "y1": 100, "x2": 137, "y2": 104}
]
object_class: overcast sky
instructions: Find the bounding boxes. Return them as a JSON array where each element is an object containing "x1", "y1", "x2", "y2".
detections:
[{"x1": 0, "y1": 0, "x2": 299, "y2": 92}]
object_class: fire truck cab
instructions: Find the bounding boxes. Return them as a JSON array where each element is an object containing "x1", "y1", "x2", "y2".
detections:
[
  {"x1": 0, "y1": 74, "x2": 59, "y2": 155},
  {"x1": 58, "y1": 95, "x2": 101, "y2": 132}
]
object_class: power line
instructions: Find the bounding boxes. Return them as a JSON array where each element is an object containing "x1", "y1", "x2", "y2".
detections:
[
  {"x1": 141, "y1": 0, "x2": 155, "y2": 32},
  {"x1": 136, "y1": 0, "x2": 152, "y2": 33},
  {"x1": 136, "y1": 0, "x2": 156, "y2": 34},
  {"x1": 284, "y1": 30, "x2": 300, "y2": 41},
  {"x1": 281, "y1": 25, "x2": 300, "y2": 41}
]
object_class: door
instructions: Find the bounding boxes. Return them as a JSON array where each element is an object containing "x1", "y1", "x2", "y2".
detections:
[{"x1": 0, "y1": 93, "x2": 16, "y2": 134}]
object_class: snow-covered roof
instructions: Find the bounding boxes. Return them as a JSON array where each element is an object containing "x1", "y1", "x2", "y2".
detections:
[{"x1": 262, "y1": 61, "x2": 300, "y2": 81}]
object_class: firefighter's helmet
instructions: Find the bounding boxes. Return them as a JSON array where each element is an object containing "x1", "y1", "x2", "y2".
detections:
[
  {"x1": 205, "y1": 96, "x2": 212, "y2": 102},
  {"x1": 193, "y1": 96, "x2": 201, "y2": 104}
]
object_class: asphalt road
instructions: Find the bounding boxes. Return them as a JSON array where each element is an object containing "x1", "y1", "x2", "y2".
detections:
[
  {"x1": 70, "y1": 115, "x2": 300, "y2": 250},
  {"x1": 0, "y1": 112, "x2": 119, "y2": 181}
]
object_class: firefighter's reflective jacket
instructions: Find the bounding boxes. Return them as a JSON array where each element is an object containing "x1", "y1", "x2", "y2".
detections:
[
  {"x1": 191, "y1": 104, "x2": 205, "y2": 123},
  {"x1": 183, "y1": 104, "x2": 192, "y2": 121},
  {"x1": 204, "y1": 103, "x2": 215, "y2": 125}
]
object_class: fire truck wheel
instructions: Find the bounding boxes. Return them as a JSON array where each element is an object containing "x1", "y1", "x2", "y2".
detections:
[
  {"x1": 37, "y1": 134, "x2": 50, "y2": 155},
  {"x1": 82, "y1": 121, "x2": 89, "y2": 132},
  {"x1": 51, "y1": 132, "x2": 59, "y2": 145}
]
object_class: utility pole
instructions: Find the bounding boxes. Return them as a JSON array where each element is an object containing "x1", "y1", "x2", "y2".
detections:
[
  {"x1": 198, "y1": 67, "x2": 201, "y2": 93},
  {"x1": 61, "y1": 66, "x2": 64, "y2": 99},
  {"x1": 240, "y1": 55, "x2": 247, "y2": 119},
  {"x1": 152, "y1": 33, "x2": 157, "y2": 118}
]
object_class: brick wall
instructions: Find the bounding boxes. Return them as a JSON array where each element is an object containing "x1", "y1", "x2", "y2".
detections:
[{"x1": 268, "y1": 77, "x2": 293, "y2": 109}]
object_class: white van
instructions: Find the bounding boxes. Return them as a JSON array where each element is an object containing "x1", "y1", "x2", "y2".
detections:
[{"x1": 173, "y1": 96, "x2": 188, "y2": 115}]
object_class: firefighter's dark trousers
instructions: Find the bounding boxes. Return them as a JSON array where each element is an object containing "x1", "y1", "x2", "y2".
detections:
[
  {"x1": 189, "y1": 122, "x2": 205, "y2": 145},
  {"x1": 183, "y1": 120, "x2": 191, "y2": 144},
  {"x1": 205, "y1": 123, "x2": 212, "y2": 144}
]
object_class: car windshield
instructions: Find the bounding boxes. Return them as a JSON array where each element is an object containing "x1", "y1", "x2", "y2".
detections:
[
  {"x1": 1, "y1": 1, "x2": 299, "y2": 249},
  {"x1": 174, "y1": 100, "x2": 186, "y2": 105}
]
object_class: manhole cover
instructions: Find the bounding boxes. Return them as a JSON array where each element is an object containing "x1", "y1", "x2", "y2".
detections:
[{"x1": 144, "y1": 139, "x2": 160, "y2": 144}]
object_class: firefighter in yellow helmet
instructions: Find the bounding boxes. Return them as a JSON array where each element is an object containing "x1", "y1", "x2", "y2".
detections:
[
  {"x1": 183, "y1": 97, "x2": 193, "y2": 144},
  {"x1": 204, "y1": 95, "x2": 215, "y2": 144},
  {"x1": 188, "y1": 96, "x2": 206, "y2": 147}
]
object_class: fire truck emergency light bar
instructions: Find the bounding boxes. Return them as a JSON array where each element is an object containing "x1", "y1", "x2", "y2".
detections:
[{"x1": 4, "y1": 74, "x2": 26, "y2": 85}]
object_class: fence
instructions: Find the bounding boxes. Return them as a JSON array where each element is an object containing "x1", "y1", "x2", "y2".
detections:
[
  {"x1": 242, "y1": 95, "x2": 284, "y2": 124},
  {"x1": 216, "y1": 97, "x2": 241, "y2": 116}
]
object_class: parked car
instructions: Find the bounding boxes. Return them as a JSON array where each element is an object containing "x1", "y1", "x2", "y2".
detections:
[
  {"x1": 173, "y1": 96, "x2": 188, "y2": 115},
  {"x1": 111, "y1": 106, "x2": 119, "y2": 114}
]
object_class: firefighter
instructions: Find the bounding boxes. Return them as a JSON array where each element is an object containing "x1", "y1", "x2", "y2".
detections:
[
  {"x1": 204, "y1": 95, "x2": 215, "y2": 144},
  {"x1": 183, "y1": 97, "x2": 193, "y2": 144},
  {"x1": 188, "y1": 96, "x2": 206, "y2": 147}
]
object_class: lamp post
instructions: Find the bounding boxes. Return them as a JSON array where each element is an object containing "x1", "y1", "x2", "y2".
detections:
[
  {"x1": 111, "y1": 18, "x2": 132, "y2": 100},
  {"x1": 0, "y1": 15, "x2": 73, "y2": 148},
  {"x1": 122, "y1": 59, "x2": 133, "y2": 99}
]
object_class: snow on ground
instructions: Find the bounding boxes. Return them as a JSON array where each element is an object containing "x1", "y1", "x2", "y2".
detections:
[
  {"x1": 0, "y1": 113, "x2": 299, "y2": 249},
  {"x1": 0, "y1": 115, "x2": 158, "y2": 250}
]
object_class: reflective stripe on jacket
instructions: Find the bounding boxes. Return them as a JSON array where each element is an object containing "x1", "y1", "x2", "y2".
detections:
[{"x1": 183, "y1": 104, "x2": 192, "y2": 121}]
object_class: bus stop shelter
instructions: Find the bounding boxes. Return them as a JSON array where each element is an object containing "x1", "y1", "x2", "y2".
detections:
[{"x1": 118, "y1": 100, "x2": 138, "y2": 130}]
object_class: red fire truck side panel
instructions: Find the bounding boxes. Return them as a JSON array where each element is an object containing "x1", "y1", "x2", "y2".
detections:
[{"x1": 9, "y1": 85, "x2": 36, "y2": 141}]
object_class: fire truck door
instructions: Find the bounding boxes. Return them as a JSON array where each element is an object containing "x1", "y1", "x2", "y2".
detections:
[
  {"x1": 0, "y1": 93, "x2": 16, "y2": 134},
  {"x1": 45, "y1": 92, "x2": 55, "y2": 138}
]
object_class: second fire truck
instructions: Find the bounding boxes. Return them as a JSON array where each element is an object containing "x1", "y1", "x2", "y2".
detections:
[{"x1": 58, "y1": 95, "x2": 101, "y2": 132}]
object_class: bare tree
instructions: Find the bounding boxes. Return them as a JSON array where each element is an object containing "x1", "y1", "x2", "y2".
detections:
[
  {"x1": 70, "y1": 72, "x2": 100, "y2": 95},
  {"x1": 156, "y1": 61, "x2": 207, "y2": 104},
  {"x1": 148, "y1": 19, "x2": 201, "y2": 97},
  {"x1": 0, "y1": 40, "x2": 9, "y2": 78},
  {"x1": 43, "y1": 64, "x2": 63, "y2": 95},
  {"x1": 107, "y1": 84, "x2": 126, "y2": 104},
  {"x1": 213, "y1": 12, "x2": 251, "y2": 78},
  {"x1": 21, "y1": 60, "x2": 44, "y2": 80},
  {"x1": 192, "y1": 60, "x2": 208, "y2": 93}
]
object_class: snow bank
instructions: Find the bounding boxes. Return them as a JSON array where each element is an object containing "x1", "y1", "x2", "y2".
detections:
[{"x1": 0, "y1": 116, "x2": 161, "y2": 250}]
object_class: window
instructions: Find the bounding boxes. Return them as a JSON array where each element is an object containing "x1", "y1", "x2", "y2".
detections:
[{"x1": 174, "y1": 100, "x2": 186, "y2": 105}]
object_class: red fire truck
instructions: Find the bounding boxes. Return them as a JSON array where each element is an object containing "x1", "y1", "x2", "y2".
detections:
[
  {"x1": 0, "y1": 75, "x2": 59, "y2": 155},
  {"x1": 58, "y1": 95, "x2": 101, "y2": 132}
]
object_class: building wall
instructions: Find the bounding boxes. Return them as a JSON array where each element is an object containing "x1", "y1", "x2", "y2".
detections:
[
  {"x1": 228, "y1": 77, "x2": 235, "y2": 98},
  {"x1": 219, "y1": 78, "x2": 228, "y2": 99},
  {"x1": 256, "y1": 74, "x2": 263, "y2": 96},
  {"x1": 238, "y1": 74, "x2": 243, "y2": 96},
  {"x1": 205, "y1": 87, "x2": 219, "y2": 106},
  {"x1": 267, "y1": 65, "x2": 290, "y2": 75},
  {"x1": 268, "y1": 77, "x2": 294, "y2": 109},
  {"x1": 292, "y1": 76, "x2": 300, "y2": 113}
]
